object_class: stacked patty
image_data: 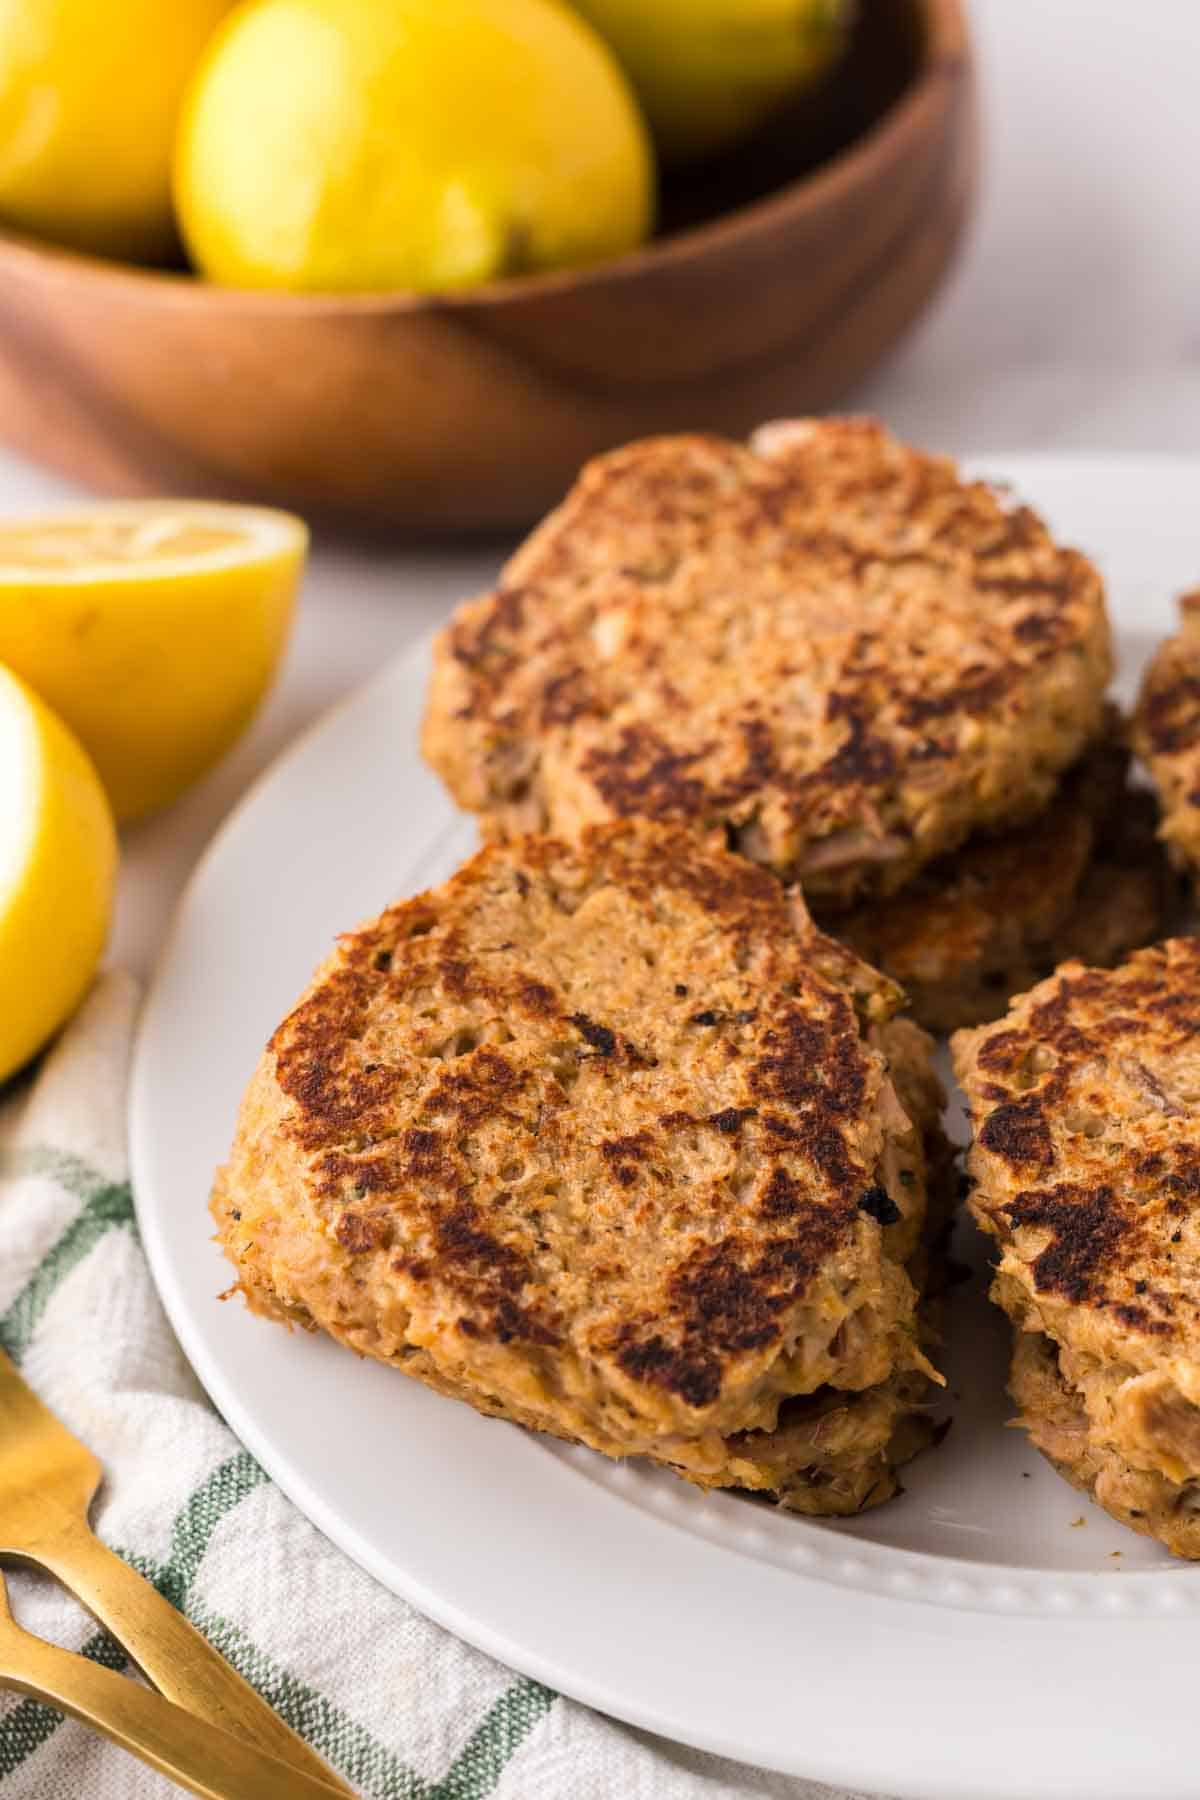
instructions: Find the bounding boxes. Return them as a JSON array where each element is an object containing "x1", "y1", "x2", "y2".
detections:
[
  {"x1": 423, "y1": 418, "x2": 1149, "y2": 1031},
  {"x1": 825, "y1": 727, "x2": 1172, "y2": 1033},
  {"x1": 954, "y1": 941, "x2": 1200, "y2": 1559},
  {"x1": 220, "y1": 421, "x2": 1191, "y2": 1530},
  {"x1": 423, "y1": 419, "x2": 1111, "y2": 905},
  {"x1": 1133, "y1": 591, "x2": 1200, "y2": 881},
  {"x1": 680, "y1": 1013, "x2": 955, "y2": 1514},
  {"x1": 213, "y1": 824, "x2": 948, "y2": 1515}
]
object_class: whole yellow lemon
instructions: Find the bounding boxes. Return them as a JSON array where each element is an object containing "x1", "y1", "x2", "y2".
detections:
[
  {"x1": 174, "y1": 0, "x2": 654, "y2": 293},
  {"x1": 0, "y1": 665, "x2": 117, "y2": 1082},
  {"x1": 570, "y1": 0, "x2": 851, "y2": 164},
  {"x1": 0, "y1": 0, "x2": 234, "y2": 261}
]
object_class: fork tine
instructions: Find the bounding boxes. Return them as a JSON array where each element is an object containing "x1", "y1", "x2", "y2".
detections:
[
  {"x1": 0, "y1": 1348, "x2": 100, "y2": 1537},
  {"x1": 0, "y1": 1346, "x2": 88, "y2": 1443},
  {"x1": 0, "y1": 1351, "x2": 355, "y2": 1792}
]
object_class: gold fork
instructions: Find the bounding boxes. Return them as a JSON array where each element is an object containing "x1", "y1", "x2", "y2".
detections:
[
  {"x1": 0, "y1": 1568, "x2": 349, "y2": 1797},
  {"x1": 0, "y1": 1346, "x2": 356, "y2": 1794}
]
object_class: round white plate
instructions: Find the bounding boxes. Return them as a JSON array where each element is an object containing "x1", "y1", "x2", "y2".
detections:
[{"x1": 131, "y1": 456, "x2": 1200, "y2": 1800}]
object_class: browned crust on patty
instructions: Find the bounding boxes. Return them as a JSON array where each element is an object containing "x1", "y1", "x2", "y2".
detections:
[
  {"x1": 953, "y1": 943, "x2": 1200, "y2": 1535},
  {"x1": 824, "y1": 726, "x2": 1172, "y2": 1033},
  {"x1": 1133, "y1": 592, "x2": 1200, "y2": 879},
  {"x1": 214, "y1": 823, "x2": 940, "y2": 1464},
  {"x1": 667, "y1": 1095, "x2": 955, "y2": 1515},
  {"x1": 423, "y1": 419, "x2": 1111, "y2": 905}
]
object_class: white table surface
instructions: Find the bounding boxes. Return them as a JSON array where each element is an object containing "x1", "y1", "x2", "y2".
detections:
[{"x1": 5, "y1": 0, "x2": 1198, "y2": 980}]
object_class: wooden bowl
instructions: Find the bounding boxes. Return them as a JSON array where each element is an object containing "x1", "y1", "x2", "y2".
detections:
[{"x1": 0, "y1": 0, "x2": 975, "y2": 533}]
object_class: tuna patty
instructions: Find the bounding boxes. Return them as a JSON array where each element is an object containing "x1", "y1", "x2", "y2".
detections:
[
  {"x1": 665, "y1": 1018, "x2": 952, "y2": 1512},
  {"x1": 1010, "y1": 1331, "x2": 1200, "y2": 1560},
  {"x1": 1132, "y1": 592, "x2": 1200, "y2": 879},
  {"x1": 682, "y1": 1356, "x2": 942, "y2": 1516},
  {"x1": 954, "y1": 940, "x2": 1200, "y2": 1557},
  {"x1": 825, "y1": 731, "x2": 1171, "y2": 1033},
  {"x1": 423, "y1": 418, "x2": 1111, "y2": 906},
  {"x1": 214, "y1": 823, "x2": 943, "y2": 1474}
]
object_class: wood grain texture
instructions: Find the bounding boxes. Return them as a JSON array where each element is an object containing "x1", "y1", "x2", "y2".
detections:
[{"x1": 0, "y1": 0, "x2": 975, "y2": 533}]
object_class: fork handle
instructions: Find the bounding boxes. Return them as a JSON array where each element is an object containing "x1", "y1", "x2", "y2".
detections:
[
  {"x1": 0, "y1": 1625, "x2": 350, "y2": 1799},
  {"x1": 25, "y1": 1517, "x2": 355, "y2": 1794}
]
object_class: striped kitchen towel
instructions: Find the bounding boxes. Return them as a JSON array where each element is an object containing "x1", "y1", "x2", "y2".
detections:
[{"x1": 0, "y1": 974, "x2": 870, "y2": 1800}]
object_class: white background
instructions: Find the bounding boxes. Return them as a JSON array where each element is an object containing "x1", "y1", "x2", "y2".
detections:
[{"x1": 1, "y1": 0, "x2": 1197, "y2": 974}]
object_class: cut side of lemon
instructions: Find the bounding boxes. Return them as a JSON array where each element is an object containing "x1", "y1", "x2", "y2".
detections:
[
  {"x1": 0, "y1": 667, "x2": 117, "y2": 1083},
  {"x1": 0, "y1": 507, "x2": 300, "y2": 576},
  {"x1": 0, "y1": 501, "x2": 307, "y2": 822}
]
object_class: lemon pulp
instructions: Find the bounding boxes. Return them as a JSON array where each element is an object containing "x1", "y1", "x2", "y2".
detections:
[{"x1": 0, "y1": 502, "x2": 307, "y2": 822}]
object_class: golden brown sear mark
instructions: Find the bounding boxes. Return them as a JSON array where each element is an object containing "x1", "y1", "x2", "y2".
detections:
[{"x1": 423, "y1": 418, "x2": 1111, "y2": 906}]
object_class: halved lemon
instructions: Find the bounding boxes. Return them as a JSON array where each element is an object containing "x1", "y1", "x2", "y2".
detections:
[
  {"x1": 0, "y1": 667, "x2": 117, "y2": 1082},
  {"x1": 0, "y1": 501, "x2": 308, "y2": 822}
]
